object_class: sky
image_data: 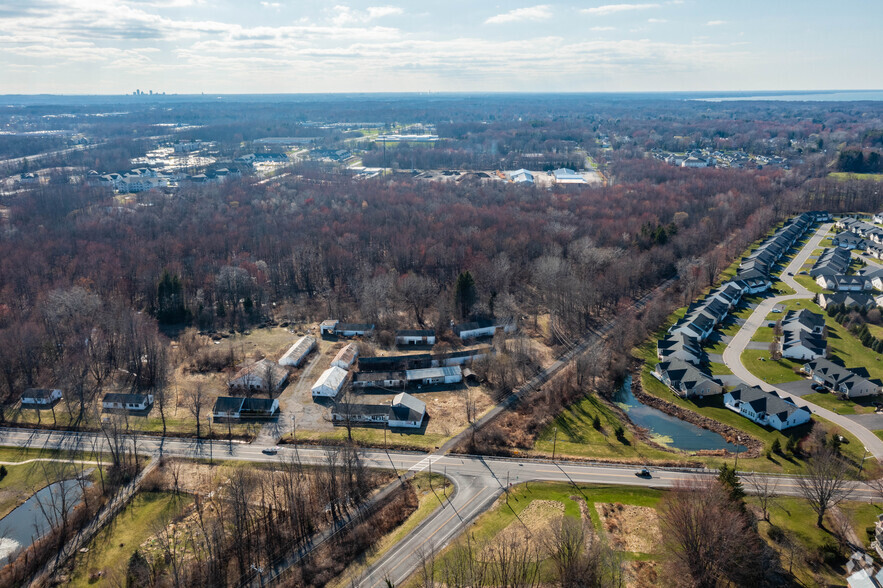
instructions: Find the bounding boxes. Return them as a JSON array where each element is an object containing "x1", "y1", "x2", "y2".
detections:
[{"x1": 1, "y1": 0, "x2": 881, "y2": 94}]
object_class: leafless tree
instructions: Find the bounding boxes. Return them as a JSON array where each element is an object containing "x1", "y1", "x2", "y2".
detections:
[
  {"x1": 796, "y1": 446, "x2": 855, "y2": 528},
  {"x1": 659, "y1": 478, "x2": 768, "y2": 588},
  {"x1": 439, "y1": 534, "x2": 489, "y2": 588},
  {"x1": 398, "y1": 274, "x2": 437, "y2": 328},
  {"x1": 486, "y1": 532, "x2": 541, "y2": 588},
  {"x1": 418, "y1": 542, "x2": 437, "y2": 588},
  {"x1": 744, "y1": 474, "x2": 779, "y2": 522},
  {"x1": 542, "y1": 516, "x2": 625, "y2": 588},
  {"x1": 185, "y1": 383, "x2": 208, "y2": 439}
]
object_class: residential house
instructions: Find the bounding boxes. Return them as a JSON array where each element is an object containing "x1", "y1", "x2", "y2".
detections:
[
  {"x1": 331, "y1": 343, "x2": 359, "y2": 369},
  {"x1": 723, "y1": 385, "x2": 811, "y2": 430},
  {"x1": 311, "y1": 366, "x2": 349, "y2": 398},
  {"x1": 652, "y1": 359, "x2": 723, "y2": 398},
  {"x1": 802, "y1": 358, "x2": 880, "y2": 398},
  {"x1": 815, "y1": 274, "x2": 869, "y2": 291},
  {"x1": 656, "y1": 333, "x2": 705, "y2": 365},
  {"x1": 229, "y1": 359, "x2": 289, "y2": 393},
  {"x1": 278, "y1": 336, "x2": 317, "y2": 367},
  {"x1": 102, "y1": 393, "x2": 153, "y2": 412},
  {"x1": 20, "y1": 388, "x2": 62, "y2": 407},
  {"x1": 810, "y1": 248, "x2": 851, "y2": 277},
  {"x1": 331, "y1": 402, "x2": 391, "y2": 425},
  {"x1": 668, "y1": 311, "x2": 716, "y2": 341},
  {"x1": 818, "y1": 292, "x2": 877, "y2": 310},
  {"x1": 388, "y1": 393, "x2": 427, "y2": 428},
  {"x1": 832, "y1": 232, "x2": 867, "y2": 250},
  {"x1": 781, "y1": 309, "x2": 825, "y2": 336},
  {"x1": 781, "y1": 330, "x2": 827, "y2": 361},
  {"x1": 213, "y1": 396, "x2": 279, "y2": 420},
  {"x1": 396, "y1": 329, "x2": 436, "y2": 346}
]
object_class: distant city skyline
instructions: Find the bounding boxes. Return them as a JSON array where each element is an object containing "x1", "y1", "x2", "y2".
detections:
[{"x1": 1, "y1": 0, "x2": 881, "y2": 94}]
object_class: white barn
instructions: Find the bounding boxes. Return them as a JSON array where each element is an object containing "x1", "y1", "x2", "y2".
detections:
[
  {"x1": 405, "y1": 366, "x2": 462, "y2": 386},
  {"x1": 278, "y1": 335, "x2": 317, "y2": 367},
  {"x1": 311, "y1": 366, "x2": 349, "y2": 398},
  {"x1": 331, "y1": 343, "x2": 359, "y2": 369}
]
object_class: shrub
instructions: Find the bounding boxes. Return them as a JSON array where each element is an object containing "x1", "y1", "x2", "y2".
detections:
[{"x1": 767, "y1": 524, "x2": 785, "y2": 543}]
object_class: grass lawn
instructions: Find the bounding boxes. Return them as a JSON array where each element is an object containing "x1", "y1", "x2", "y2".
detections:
[
  {"x1": 69, "y1": 491, "x2": 192, "y2": 587},
  {"x1": 285, "y1": 427, "x2": 450, "y2": 451},
  {"x1": 330, "y1": 472, "x2": 452, "y2": 588},
  {"x1": 755, "y1": 496, "x2": 871, "y2": 587},
  {"x1": 753, "y1": 326, "x2": 777, "y2": 343},
  {"x1": 740, "y1": 349, "x2": 803, "y2": 384},
  {"x1": 794, "y1": 274, "x2": 825, "y2": 294},
  {"x1": 708, "y1": 362, "x2": 733, "y2": 376},
  {"x1": 534, "y1": 393, "x2": 678, "y2": 463},
  {"x1": 803, "y1": 392, "x2": 878, "y2": 415}
]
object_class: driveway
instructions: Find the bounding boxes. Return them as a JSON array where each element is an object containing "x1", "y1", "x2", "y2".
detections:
[
  {"x1": 721, "y1": 223, "x2": 883, "y2": 459},
  {"x1": 776, "y1": 379, "x2": 816, "y2": 398}
]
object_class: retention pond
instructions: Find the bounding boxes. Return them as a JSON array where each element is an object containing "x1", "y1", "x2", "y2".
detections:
[{"x1": 615, "y1": 377, "x2": 745, "y2": 452}]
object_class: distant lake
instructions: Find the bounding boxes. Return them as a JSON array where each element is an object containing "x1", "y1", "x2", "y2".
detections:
[{"x1": 695, "y1": 90, "x2": 883, "y2": 102}]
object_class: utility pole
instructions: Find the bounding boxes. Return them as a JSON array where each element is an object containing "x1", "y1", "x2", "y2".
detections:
[
  {"x1": 552, "y1": 426, "x2": 558, "y2": 460},
  {"x1": 208, "y1": 415, "x2": 213, "y2": 466}
]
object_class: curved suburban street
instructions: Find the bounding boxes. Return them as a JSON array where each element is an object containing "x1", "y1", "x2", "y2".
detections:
[{"x1": 722, "y1": 222, "x2": 883, "y2": 458}]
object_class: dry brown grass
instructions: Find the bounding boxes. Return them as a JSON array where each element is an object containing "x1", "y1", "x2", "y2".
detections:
[
  {"x1": 595, "y1": 502, "x2": 661, "y2": 554},
  {"x1": 480, "y1": 500, "x2": 565, "y2": 559}
]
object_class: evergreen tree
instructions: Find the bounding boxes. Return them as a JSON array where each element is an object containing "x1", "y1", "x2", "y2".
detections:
[
  {"x1": 453, "y1": 271, "x2": 477, "y2": 321},
  {"x1": 771, "y1": 438, "x2": 782, "y2": 455},
  {"x1": 718, "y1": 463, "x2": 745, "y2": 502}
]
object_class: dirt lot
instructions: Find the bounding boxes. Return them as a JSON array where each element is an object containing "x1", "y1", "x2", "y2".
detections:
[{"x1": 595, "y1": 502, "x2": 661, "y2": 554}]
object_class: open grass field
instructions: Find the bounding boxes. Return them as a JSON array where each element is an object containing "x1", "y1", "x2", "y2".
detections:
[{"x1": 68, "y1": 491, "x2": 192, "y2": 587}]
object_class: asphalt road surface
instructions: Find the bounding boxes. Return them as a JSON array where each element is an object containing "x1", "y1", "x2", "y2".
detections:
[{"x1": 0, "y1": 426, "x2": 877, "y2": 587}]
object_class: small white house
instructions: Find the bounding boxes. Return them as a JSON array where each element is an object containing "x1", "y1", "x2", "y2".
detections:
[
  {"x1": 21, "y1": 388, "x2": 62, "y2": 407},
  {"x1": 278, "y1": 335, "x2": 317, "y2": 367},
  {"x1": 331, "y1": 343, "x2": 359, "y2": 369},
  {"x1": 388, "y1": 393, "x2": 426, "y2": 428},
  {"x1": 102, "y1": 393, "x2": 154, "y2": 412},
  {"x1": 311, "y1": 366, "x2": 349, "y2": 398},
  {"x1": 723, "y1": 385, "x2": 811, "y2": 431}
]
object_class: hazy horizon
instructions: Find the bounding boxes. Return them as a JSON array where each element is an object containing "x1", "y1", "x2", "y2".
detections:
[{"x1": 2, "y1": 1, "x2": 881, "y2": 95}]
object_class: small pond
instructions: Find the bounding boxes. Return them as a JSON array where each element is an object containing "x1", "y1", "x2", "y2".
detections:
[
  {"x1": 0, "y1": 478, "x2": 89, "y2": 566},
  {"x1": 615, "y1": 376, "x2": 746, "y2": 452}
]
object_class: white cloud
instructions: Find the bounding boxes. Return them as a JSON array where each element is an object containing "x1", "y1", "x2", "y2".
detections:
[
  {"x1": 591, "y1": 26, "x2": 615, "y2": 31},
  {"x1": 647, "y1": 18, "x2": 666, "y2": 23},
  {"x1": 485, "y1": 5, "x2": 553, "y2": 24},
  {"x1": 582, "y1": 3, "x2": 660, "y2": 16},
  {"x1": 331, "y1": 5, "x2": 402, "y2": 26},
  {"x1": 706, "y1": 20, "x2": 726, "y2": 26},
  {"x1": 260, "y1": 2, "x2": 281, "y2": 8}
]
